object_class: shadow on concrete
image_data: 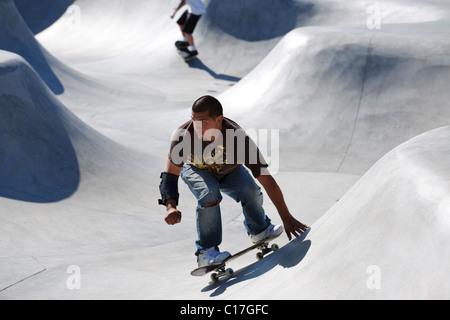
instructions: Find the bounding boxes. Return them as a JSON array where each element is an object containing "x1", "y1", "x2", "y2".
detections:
[
  {"x1": 201, "y1": 229, "x2": 311, "y2": 297},
  {"x1": 188, "y1": 58, "x2": 241, "y2": 82},
  {"x1": 0, "y1": 0, "x2": 65, "y2": 95},
  {"x1": 206, "y1": 0, "x2": 316, "y2": 41},
  {"x1": 0, "y1": 62, "x2": 79, "y2": 203},
  {"x1": 14, "y1": 0, "x2": 75, "y2": 34}
]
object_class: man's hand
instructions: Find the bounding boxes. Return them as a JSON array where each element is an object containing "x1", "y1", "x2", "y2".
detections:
[
  {"x1": 170, "y1": 1, "x2": 186, "y2": 19},
  {"x1": 257, "y1": 172, "x2": 309, "y2": 241},
  {"x1": 281, "y1": 214, "x2": 309, "y2": 241},
  {"x1": 165, "y1": 206, "x2": 182, "y2": 225},
  {"x1": 163, "y1": 161, "x2": 182, "y2": 225}
]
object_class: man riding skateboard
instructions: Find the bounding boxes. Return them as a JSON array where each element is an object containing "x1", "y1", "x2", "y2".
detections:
[
  {"x1": 170, "y1": 0, "x2": 206, "y2": 60},
  {"x1": 159, "y1": 96, "x2": 309, "y2": 267}
]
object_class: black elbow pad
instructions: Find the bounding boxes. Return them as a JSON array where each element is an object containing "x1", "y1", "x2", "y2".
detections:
[{"x1": 158, "y1": 172, "x2": 179, "y2": 206}]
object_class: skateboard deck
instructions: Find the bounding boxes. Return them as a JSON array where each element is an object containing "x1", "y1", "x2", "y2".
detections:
[
  {"x1": 191, "y1": 232, "x2": 283, "y2": 282},
  {"x1": 176, "y1": 48, "x2": 196, "y2": 62}
]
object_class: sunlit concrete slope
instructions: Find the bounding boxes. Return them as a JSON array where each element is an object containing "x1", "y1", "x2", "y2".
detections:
[
  {"x1": 31, "y1": 0, "x2": 450, "y2": 161},
  {"x1": 36, "y1": 0, "x2": 308, "y2": 76},
  {"x1": 220, "y1": 25, "x2": 450, "y2": 174},
  {"x1": 228, "y1": 126, "x2": 450, "y2": 299},
  {"x1": 32, "y1": 0, "x2": 279, "y2": 151}
]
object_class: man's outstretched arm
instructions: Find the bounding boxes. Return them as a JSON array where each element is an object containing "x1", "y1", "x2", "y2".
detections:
[
  {"x1": 257, "y1": 171, "x2": 309, "y2": 240},
  {"x1": 170, "y1": 0, "x2": 187, "y2": 19}
]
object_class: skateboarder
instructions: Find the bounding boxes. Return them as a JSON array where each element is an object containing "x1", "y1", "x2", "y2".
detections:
[
  {"x1": 159, "y1": 96, "x2": 309, "y2": 267},
  {"x1": 170, "y1": 0, "x2": 206, "y2": 60}
]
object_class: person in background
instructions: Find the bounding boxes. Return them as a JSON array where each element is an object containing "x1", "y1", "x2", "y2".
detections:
[{"x1": 170, "y1": 0, "x2": 206, "y2": 60}]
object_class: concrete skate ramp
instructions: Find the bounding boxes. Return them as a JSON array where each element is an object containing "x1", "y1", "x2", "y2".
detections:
[
  {"x1": 0, "y1": 49, "x2": 188, "y2": 258},
  {"x1": 205, "y1": 0, "x2": 316, "y2": 41},
  {"x1": 1, "y1": 0, "x2": 450, "y2": 300},
  {"x1": 228, "y1": 126, "x2": 450, "y2": 299},
  {"x1": 0, "y1": 52, "x2": 78, "y2": 203},
  {"x1": 220, "y1": 26, "x2": 450, "y2": 174},
  {"x1": 14, "y1": 0, "x2": 75, "y2": 34},
  {"x1": 0, "y1": 0, "x2": 64, "y2": 94}
]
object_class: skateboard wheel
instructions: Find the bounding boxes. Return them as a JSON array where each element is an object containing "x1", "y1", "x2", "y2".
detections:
[
  {"x1": 256, "y1": 252, "x2": 264, "y2": 261},
  {"x1": 210, "y1": 273, "x2": 219, "y2": 282},
  {"x1": 271, "y1": 244, "x2": 279, "y2": 251},
  {"x1": 225, "y1": 268, "x2": 234, "y2": 278}
]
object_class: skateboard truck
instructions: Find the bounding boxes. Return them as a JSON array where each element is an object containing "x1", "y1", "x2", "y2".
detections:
[
  {"x1": 256, "y1": 242, "x2": 280, "y2": 261},
  {"x1": 210, "y1": 266, "x2": 234, "y2": 282},
  {"x1": 209, "y1": 240, "x2": 280, "y2": 282},
  {"x1": 191, "y1": 232, "x2": 283, "y2": 282}
]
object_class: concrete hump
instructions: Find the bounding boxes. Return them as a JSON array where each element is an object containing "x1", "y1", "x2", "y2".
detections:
[
  {"x1": 0, "y1": 52, "x2": 79, "y2": 203},
  {"x1": 0, "y1": 0, "x2": 64, "y2": 94}
]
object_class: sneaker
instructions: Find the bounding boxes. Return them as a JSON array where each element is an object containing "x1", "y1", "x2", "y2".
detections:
[
  {"x1": 175, "y1": 41, "x2": 189, "y2": 49},
  {"x1": 250, "y1": 224, "x2": 284, "y2": 244},
  {"x1": 197, "y1": 248, "x2": 231, "y2": 267}
]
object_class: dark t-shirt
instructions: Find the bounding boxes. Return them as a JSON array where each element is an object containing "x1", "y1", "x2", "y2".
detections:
[{"x1": 169, "y1": 117, "x2": 268, "y2": 178}]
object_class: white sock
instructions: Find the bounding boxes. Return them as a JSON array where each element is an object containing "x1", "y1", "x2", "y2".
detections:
[
  {"x1": 188, "y1": 45, "x2": 196, "y2": 52},
  {"x1": 183, "y1": 36, "x2": 188, "y2": 41}
]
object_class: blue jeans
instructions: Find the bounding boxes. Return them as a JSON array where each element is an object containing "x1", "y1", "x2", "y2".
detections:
[{"x1": 180, "y1": 164, "x2": 271, "y2": 255}]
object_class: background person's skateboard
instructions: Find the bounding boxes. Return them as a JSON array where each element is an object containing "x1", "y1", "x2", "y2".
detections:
[
  {"x1": 191, "y1": 232, "x2": 283, "y2": 282},
  {"x1": 175, "y1": 42, "x2": 196, "y2": 62},
  {"x1": 177, "y1": 48, "x2": 196, "y2": 62}
]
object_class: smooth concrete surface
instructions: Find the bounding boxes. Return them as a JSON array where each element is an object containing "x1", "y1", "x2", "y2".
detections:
[{"x1": 0, "y1": 0, "x2": 449, "y2": 299}]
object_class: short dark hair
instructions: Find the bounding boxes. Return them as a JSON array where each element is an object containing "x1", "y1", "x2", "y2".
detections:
[{"x1": 192, "y1": 95, "x2": 223, "y2": 119}]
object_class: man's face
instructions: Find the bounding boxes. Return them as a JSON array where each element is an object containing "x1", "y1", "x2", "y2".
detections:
[{"x1": 191, "y1": 111, "x2": 223, "y2": 140}]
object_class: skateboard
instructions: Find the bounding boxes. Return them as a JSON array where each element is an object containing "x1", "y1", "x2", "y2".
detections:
[
  {"x1": 191, "y1": 232, "x2": 283, "y2": 282},
  {"x1": 175, "y1": 42, "x2": 197, "y2": 62},
  {"x1": 177, "y1": 48, "x2": 196, "y2": 62}
]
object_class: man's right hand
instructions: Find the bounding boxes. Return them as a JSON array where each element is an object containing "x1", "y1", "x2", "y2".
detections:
[
  {"x1": 165, "y1": 206, "x2": 182, "y2": 225},
  {"x1": 163, "y1": 161, "x2": 182, "y2": 225}
]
